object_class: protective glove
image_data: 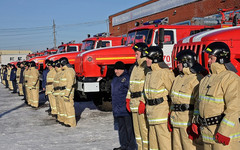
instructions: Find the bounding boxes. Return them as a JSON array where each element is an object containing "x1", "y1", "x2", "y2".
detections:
[
  {"x1": 138, "y1": 101, "x2": 145, "y2": 114},
  {"x1": 64, "y1": 96, "x2": 70, "y2": 102},
  {"x1": 186, "y1": 123, "x2": 200, "y2": 140},
  {"x1": 126, "y1": 99, "x2": 131, "y2": 112},
  {"x1": 215, "y1": 132, "x2": 230, "y2": 145},
  {"x1": 167, "y1": 112, "x2": 173, "y2": 132}
]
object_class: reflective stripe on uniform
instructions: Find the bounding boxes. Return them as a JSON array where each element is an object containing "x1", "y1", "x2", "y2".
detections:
[
  {"x1": 47, "y1": 77, "x2": 54, "y2": 80},
  {"x1": 171, "y1": 90, "x2": 193, "y2": 99},
  {"x1": 150, "y1": 148, "x2": 159, "y2": 150},
  {"x1": 130, "y1": 80, "x2": 144, "y2": 84},
  {"x1": 46, "y1": 91, "x2": 52, "y2": 94},
  {"x1": 66, "y1": 88, "x2": 71, "y2": 91},
  {"x1": 53, "y1": 93, "x2": 59, "y2": 96},
  {"x1": 60, "y1": 78, "x2": 67, "y2": 81},
  {"x1": 67, "y1": 115, "x2": 75, "y2": 119},
  {"x1": 148, "y1": 118, "x2": 167, "y2": 123},
  {"x1": 32, "y1": 100, "x2": 38, "y2": 103},
  {"x1": 171, "y1": 120, "x2": 191, "y2": 126},
  {"x1": 194, "y1": 109, "x2": 200, "y2": 115},
  {"x1": 202, "y1": 134, "x2": 215, "y2": 142},
  {"x1": 145, "y1": 88, "x2": 167, "y2": 93},
  {"x1": 222, "y1": 118, "x2": 235, "y2": 127},
  {"x1": 28, "y1": 76, "x2": 33, "y2": 78},
  {"x1": 143, "y1": 140, "x2": 149, "y2": 144},
  {"x1": 130, "y1": 107, "x2": 138, "y2": 111},
  {"x1": 199, "y1": 95, "x2": 224, "y2": 103},
  {"x1": 135, "y1": 137, "x2": 142, "y2": 140},
  {"x1": 230, "y1": 132, "x2": 240, "y2": 139},
  {"x1": 54, "y1": 81, "x2": 59, "y2": 83}
]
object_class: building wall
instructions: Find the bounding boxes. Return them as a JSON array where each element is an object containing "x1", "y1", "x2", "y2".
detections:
[
  {"x1": 0, "y1": 54, "x2": 28, "y2": 65},
  {"x1": 109, "y1": 0, "x2": 240, "y2": 36}
]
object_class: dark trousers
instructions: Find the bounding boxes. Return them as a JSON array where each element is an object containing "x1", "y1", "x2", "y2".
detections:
[
  {"x1": 23, "y1": 84, "x2": 26, "y2": 99},
  {"x1": 12, "y1": 80, "x2": 17, "y2": 92},
  {"x1": 5, "y1": 80, "x2": 8, "y2": 88},
  {"x1": 115, "y1": 115, "x2": 136, "y2": 150}
]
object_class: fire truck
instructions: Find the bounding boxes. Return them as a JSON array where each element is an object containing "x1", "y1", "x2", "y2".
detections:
[
  {"x1": 75, "y1": 19, "x2": 214, "y2": 111},
  {"x1": 28, "y1": 48, "x2": 58, "y2": 73},
  {"x1": 172, "y1": 8, "x2": 240, "y2": 75},
  {"x1": 44, "y1": 41, "x2": 82, "y2": 69}
]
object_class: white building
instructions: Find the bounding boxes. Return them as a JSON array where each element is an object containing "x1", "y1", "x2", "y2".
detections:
[{"x1": 0, "y1": 50, "x2": 32, "y2": 65}]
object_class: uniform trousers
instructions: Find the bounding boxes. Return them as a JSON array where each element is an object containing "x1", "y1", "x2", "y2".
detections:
[
  {"x1": 132, "y1": 112, "x2": 149, "y2": 150},
  {"x1": 203, "y1": 141, "x2": 240, "y2": 150}
]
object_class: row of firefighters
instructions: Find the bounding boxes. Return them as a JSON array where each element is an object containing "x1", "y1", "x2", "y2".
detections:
[
  {"x1": 0, "y1": 41, "x2": 240, "y2": 150},
  {"x1": 0, "y1": 57, "x2": 76, "y2": 127},
  {"x1": 113, "y1": 42, "x2": 240, "y2": 150}
]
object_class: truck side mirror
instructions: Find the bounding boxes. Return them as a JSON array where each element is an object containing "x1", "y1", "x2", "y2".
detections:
[{"x1": 158, "y1": 28, "x2": 164, "y2": 49}]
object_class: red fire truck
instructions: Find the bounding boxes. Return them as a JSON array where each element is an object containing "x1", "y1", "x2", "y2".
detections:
[
  {"x1": 172, "y1": 9, "x2": 240, "y2": 75},
  {"x1": 75, "y1": 19, "x2": 213, "y2": 110}
]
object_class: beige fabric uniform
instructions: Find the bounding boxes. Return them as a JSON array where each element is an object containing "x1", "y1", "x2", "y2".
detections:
[
  {"x1": 1, "y1": 68, "x2": 5, "y2": 85},
  {"x1": 170, "y1": 68, "x2": 203, "y2": 150},
  {"x1": 28, "y1": 67, "x2": 39, "y2": 108},
  {"x1": 198, "y1": 63, "x2": 240, "y2": 150},
  {"x1": 53, "y1": 68, "x2": 65, "y2": 123},
  {"x1": 7, "y1": 67, "x2": 13, "y2": 90},
  {"x1": 126, "y1": 57, "x2": 149, "y2": 150},
  {"x1": 144, "y1": 63, "x2": 175, "y2": 150},
  {"x1": 16, "y1": 67, "x2": 23, "y2": 95},
  {"x1": 46, "y1": 68, "x2": 57, "y2": 115},
  {"x1": 59, "y1": 65, "x2": 76, "y2": 127},
  {"x1": 24, "y1": 68, "x2": 31, "y2": 104}
]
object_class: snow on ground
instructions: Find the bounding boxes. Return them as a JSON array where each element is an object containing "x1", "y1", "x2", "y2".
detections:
[{"x1": 0, "y1": 83, "x2": 119, "y2": 150}]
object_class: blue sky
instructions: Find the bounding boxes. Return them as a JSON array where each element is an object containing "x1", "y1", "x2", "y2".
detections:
[{"x1": 0, "y1": 0, "x2": 147, "y2": 52}]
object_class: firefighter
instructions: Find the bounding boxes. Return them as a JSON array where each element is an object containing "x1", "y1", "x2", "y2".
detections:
[
  {"x1": 168, "y1": 50, "x2": 206, "y2": 150},
  {"x1": 59, "y1": 57, "x2": 76, "y2": 127},
  {"x1": 16, "y1": 62, "x2": 21, "y2": 95},
  {"x1": 28, "y1": 61, "x2": 40, "y2": 108},
  {"x1": 23, "y1": 61, "x2": 30, "y2": 103},
  {"x1": 53, "y1": 60, "x2": 65, "y2": 123},
  {"x1": 189, "y1": 42, "x2": 240, "y2": 150},
  {"x1": 126, "y1": 42, "x2": 149, "y2": 150},
  {"x1": 18, "y1": 62, "x2": 25, "y2": 96},
  {"x1": 3, "y1": 65, "x2": 8, "y2": 87},
  {"x1": 144, "y1": 46, "x2": 175, "y2": 150},
  {"x1": 7, "y1": 63, "x2": 13, "y2": 90},
  {"x1": 0, "y1": 64, "x2": 3, "y2": 84},
  {"x1": 10, "y1": 64, "x2": 17, "y2": 93},
  {"x1": 45, "y1": 61, "x2": 57, "y2": 116},
  {"x1": 1, "y1": 65, "x2": 6, "y2": 86}
]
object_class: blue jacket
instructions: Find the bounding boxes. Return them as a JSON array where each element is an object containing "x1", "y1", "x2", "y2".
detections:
[
  {"x1": 111, "y1": 70, "x2": 130, "y2": 117},
  {"x1": 19, "y1": 67, "x2": 25, "y2": 83},
  {"x1": 10, "y1": 68, "x2": 17, "y2": 81},
  {"x1": 3, "y1": 69, "x2": 7, "y2": 80},
  {"x1": 42, "y1": 68, "x2": 49, "y2": 89}
]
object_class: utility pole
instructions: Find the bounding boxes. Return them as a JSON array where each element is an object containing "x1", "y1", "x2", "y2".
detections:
[{"x1": 53, "y1": 20, "x2": 57, "y2": 49}]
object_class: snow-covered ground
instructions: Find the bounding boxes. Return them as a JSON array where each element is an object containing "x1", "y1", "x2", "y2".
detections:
[{"x1": 0, "y1": 83, "x2": 119, "y2": 150}]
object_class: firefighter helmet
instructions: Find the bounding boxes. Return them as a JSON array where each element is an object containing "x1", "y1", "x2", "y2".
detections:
[
  {"x1": 205, "y1": 42, "x2": 230, "y2": 64},
  {"x1": 145, "y1": 46, "x2": 163, "y2": 63},
  {"x1": 132, "y1": 42, "x2": 148, "y2": 58},
  {"x1": 47, "y1": 60, "x2": 54, "y2": 67},
  {"x1": 54, "y1": 60, "x2": 61, "y2": 68},
  {"x1": 30, "y1": 61, "x2": 36, "y2": 67},
  {"x1": 175, "y1": 50, "x2": 197, "y2": 68},
  {"x1": 59, "y1": 57, "x2": 69, "y2": 66},
  {"x1": 17, "y1": 62, "x2": 21, "y2": 68}
]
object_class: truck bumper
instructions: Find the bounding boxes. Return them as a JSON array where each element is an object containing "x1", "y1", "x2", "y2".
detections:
[{"x1": 77, "y1": 81, "x2": 99, "y2": 92}]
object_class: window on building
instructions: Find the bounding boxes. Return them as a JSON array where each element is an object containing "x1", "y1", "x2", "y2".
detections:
[
  {"x1": 18, "y1": 57, "x2": 22, "y2": 61},
  {"x1": 10, "y1": 57, "x2": 14, "y2": 61}
]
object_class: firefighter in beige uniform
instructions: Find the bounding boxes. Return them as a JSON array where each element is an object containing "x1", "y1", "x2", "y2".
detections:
[
  {"x1": 53, "y1": 60, "x2": 65, "y2": 123},
  {"x1": 24, "y1": 62, "x2": 31, "y2": 104},
  {"x1": 144, "y1": 46, "x2": 175, "y2": 150},
  {"x1": 7, "y1": 64, "x2": 13, "y2": 90},
  {"x1": 195, "y1": 42, "x2": 240, "y2": 150},
  {"x1": 126, "y1": 43, "x2": 149, "y2": 150},
  {"x1": 169, "y1": 50, "x2": 206, "y2": 150},
  {"x1": 16, "y1": 62, "x2": 21, "y2": 94},
  {"x1": 45, "y1": 61, "x2": 57, "y2": 115},
  {"x1": 28, "y1": 61, "x2": 39, "y2": 108},
  {"x1": 58, "y1": 57, "x2": 76, "y2": 127}
]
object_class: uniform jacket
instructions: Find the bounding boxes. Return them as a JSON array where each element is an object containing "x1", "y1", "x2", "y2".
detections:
[
  {"x1": 3, "y1": 69, "x2": 7, "y2": 80},
  {"x1": 28, "y1": 67, "x2": 39, "y2": 89},
  {"x1": 126, "y1": 57, "x2": 147, "y2": 112},
  {"x1": 170, "y1": 67, "x2": 203, "y2": 128},
  {"x1": 7, "y1": 68, "x2": 11, "y2": 80},
  {"x1": 111, "y1": 70, "x2": 130, "y2": 117},
  {"x1": 144, "y1": 63, "x2": 175, "y2": 125},
  {"x1": 46, "y1": 68, "x2": 56, "y2": 95},
  {"x1": 198, "y1": 63, "x2": 240, "y2": 144},
  {"x1": 42, "y1": 68, "x2": 49, "y2": 89},
  {"x1": 10, "y1": 68, "x2": 17, "y2": 81},
  {"x1": 19, "y1": 67, "x2": 25, "y2": 84},
  {"x1": 59, "y1": 65, "x2": 76, "y2": 98},
  {"x1": 53, "y1": 68, "x2": 62, "y2": 97}
]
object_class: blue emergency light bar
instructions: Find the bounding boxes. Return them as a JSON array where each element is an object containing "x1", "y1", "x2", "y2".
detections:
[{"x1": 143, "y1": 17, "x2": 169, "y2": 25}]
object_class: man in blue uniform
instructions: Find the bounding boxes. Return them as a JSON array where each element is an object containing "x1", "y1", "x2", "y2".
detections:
[
  {"x1": 111, "y1": 61, "x2": 136, "y2": 150},
  {"x1": 10, "y1": 64, "x2": 17, "y2": 93}
]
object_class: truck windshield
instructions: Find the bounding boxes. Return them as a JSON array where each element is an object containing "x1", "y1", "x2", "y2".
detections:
[
  {"x1": 58, "y1": 46, "x2": 65, "y2": 53},
  {"x1": 82, "y1": 40, "x2": 95, "y2": 51},
  {"x1": 126, "y1": 29, "x2": 151, "y2": 46}
]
